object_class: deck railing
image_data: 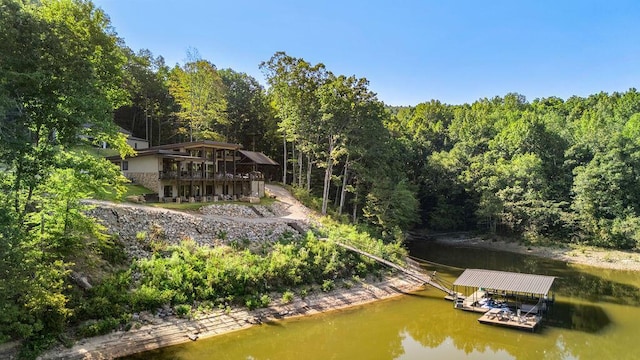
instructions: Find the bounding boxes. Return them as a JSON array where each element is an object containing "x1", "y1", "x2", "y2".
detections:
[{"x1": 158, "y1": 171, "x2": 264, "y2": 181}]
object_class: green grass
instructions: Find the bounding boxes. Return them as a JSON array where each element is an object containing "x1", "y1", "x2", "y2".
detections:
[
  {"x1": 98, "y1": 184, "x2": 155, "y2": 202},
  {"x1": 124, "y1": 184, "x2": 155, "y2": 196},
  {"x1": 74, "y1": 144, "x2": 120, "y2": 158},
  {"x1": 149, "y1": 197, "x2": 276, "y2": 211}
]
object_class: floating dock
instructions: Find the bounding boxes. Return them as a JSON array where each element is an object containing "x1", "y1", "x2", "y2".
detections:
[
  {"x1": 477, "y1": 308, "x2": 542, "y2": 331},
  {"x1": 449, "y1": 269, "x2": 555, "y2": 331},
  {"x1": 333, "y1": 243, "x2": 555, "y2": 332}
]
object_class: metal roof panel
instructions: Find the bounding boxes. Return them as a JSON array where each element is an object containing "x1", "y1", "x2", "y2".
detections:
[{"x1": 453, "y1": 269, "x2": 555, "y2": 295}]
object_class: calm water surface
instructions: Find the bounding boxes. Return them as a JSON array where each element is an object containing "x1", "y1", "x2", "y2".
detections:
[{"x1": 123, "y1": 239, "x2": 640, "y2": 360}]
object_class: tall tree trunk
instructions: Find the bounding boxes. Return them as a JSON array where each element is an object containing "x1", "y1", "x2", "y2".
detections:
[
  {"x1": 321, "y1": 135, "x2": 334, "y2": 214},
  {"x1": 339, "y1": 156, "x2": 349, "y2": 215},
  {"x1": 298, "y1": 147, "x2": 303, "y2": 187},
  {"x1": 306, "y1": 153, "x2": 312, "y2": 191},
  {"x1": 282, "y1": 136, "x2": 287, "y2": 184},
  {"x1": 352, "y1": 190, "x2": 358, "y2": 223},
  {"x1": 291, "y1": 141, "x2": 296, "y2": 186}
]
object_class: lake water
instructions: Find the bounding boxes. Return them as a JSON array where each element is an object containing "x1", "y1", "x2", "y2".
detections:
[{"x1": 122, "y1": 239, "x2": 640, "y2": 360}]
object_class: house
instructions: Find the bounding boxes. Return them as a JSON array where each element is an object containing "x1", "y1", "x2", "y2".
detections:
[
  {"x1": 119, "y1": 127, "x2": 150, "y2": 150},
  {"x1": 81, "y1": 125, "x2": 150, "y2": 150},
  {"x1": 107, "y1": 140, "x2": 278, "y2": 201}
]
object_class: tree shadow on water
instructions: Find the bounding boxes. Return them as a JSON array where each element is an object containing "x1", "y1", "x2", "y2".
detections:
[{"x1": 544, "y1": 301, "x2": 610, "y2": 333}]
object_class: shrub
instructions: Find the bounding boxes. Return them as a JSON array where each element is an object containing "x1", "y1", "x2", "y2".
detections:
[
  {"x1": 175, "y1": 304, "x2": 191, "y2": 318},
  {"x1": 259, "y1": 294, "x2": 271, "y2": 307},
  {"x1": 131, "y1": 285, "x2": 173, "y2": 312},
  {"x1": 281, "y1": 290, "x2": 294, "y2": 304},
  {"x1": 77, "y1": 317, "x2": 121, "y2": 337},
  {"x1": 321, "y1": 280, "x2": 335, "y2": 292}
]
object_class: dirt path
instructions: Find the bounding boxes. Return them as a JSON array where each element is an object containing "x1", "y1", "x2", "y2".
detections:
[{"x1": 265, "y1": 184, "x2": 316, "y2": 222}]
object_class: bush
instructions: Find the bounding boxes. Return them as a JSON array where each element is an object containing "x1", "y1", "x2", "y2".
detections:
[
  {"x1": 281, "y1": 290, "x2": 294, "y2": 304},
  {"x1": 131, "y1": 285, "x2": 173, "y2": 312},
  {"x1": 321, "y1": 279, "x2": 335, "y2": 292},
  {"x1": 175, "y1": 304, "x2": 191, "y2": 318},
  {"x1": 77, "y1": 317, "x2": 121, "y2": 337},
  {"x1": 128, "y1": 228, "x2": 395, "y2": 313}
]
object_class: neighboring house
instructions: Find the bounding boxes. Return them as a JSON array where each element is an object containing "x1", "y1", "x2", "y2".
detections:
[
  {"x1": 82, "y1": 125, "x2": 150, "y2": 150},
  {"x1": 118, "y1": 127, "x2": 150, "y2": 150},
  {"x1": 107, "y1": 140, "x2": 278, "y2": 201}
]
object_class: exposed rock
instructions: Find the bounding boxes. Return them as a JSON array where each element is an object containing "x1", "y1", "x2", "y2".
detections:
[
  {"x1": 69, "y1": 271, "x2": 93, "y2": 290},
  {"x1": 85, "y1": 202, "x2": 305, "y2": 259}
]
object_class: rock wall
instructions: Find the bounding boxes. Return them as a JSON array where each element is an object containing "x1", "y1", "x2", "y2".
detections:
[
  {"x1": 124, "y1": 172, "x2": 159, "y2": 194},
  {"x1": 87, "y1": 203, "x2": 301, "y2": 258}
]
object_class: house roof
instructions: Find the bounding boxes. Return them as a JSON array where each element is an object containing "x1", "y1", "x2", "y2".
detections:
[
  {"x1": 238, "y1": 150, "x2": 279, "y2": 166},
  {"x1": 106, "y1": 149, "x2": 201, "y2": 161},
  {"x1": 151, "y1": 140, "x2": 242, "y2": 151},
  {"x1": 128, "y1": 135, "x2": 148, "y2": 142},
  {"x1": 453, "y1": 269, "x2": 556, "y2": 295}
]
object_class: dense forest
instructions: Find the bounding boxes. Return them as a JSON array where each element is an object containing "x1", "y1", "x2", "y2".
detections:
[
  {"x1": 86, "y1": 19, "x2": 640, "y2": 251},
  {"x1": 2, "y1": 0, "x2": 640, "y2": 356}
]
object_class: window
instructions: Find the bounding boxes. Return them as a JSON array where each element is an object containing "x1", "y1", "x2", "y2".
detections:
[{"x1": 122, "y1": 161, "x2": 128, "y2": 171}]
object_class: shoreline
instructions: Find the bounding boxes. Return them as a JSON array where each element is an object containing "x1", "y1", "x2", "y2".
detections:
[
  {"x1": 429, "y1": 234, "x2": 640, "y2": 271},
  {"x1": 38, "y1": 273, "x2": 423, "y2": 360}
]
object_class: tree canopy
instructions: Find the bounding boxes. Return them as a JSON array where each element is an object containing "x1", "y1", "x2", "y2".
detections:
[{"x1": 0, "y1": 0, "x2": 129, "y2": 348}]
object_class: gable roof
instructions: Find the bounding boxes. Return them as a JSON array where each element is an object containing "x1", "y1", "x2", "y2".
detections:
[
  {"x1": 238, "y1": 150, "x2": 279, "y2": 166},
  {"x1": 453, "y1": 269, "x2": 556, "y2": 295}
]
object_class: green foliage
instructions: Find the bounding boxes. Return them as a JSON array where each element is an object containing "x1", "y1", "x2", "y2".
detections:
[
  {"x1": 261, "y1": 52, "x2": 417, "y2": 229},
  {"x1": 168, "y1": 50, "x2": 228, "y2": 141},
  {"x1": 128, "y1": 232, "x2": 383, "y2": 311},
  {"x1": 387, "y1": 90, "x2": 640, "y2": 249},
  {"x1": 320, "y1": 218, "x2": 408, "y2": 265},
  {"x1": 174, "y1": 304, "x2": 191, "y2": 318},
  {"x1": 281, "y1": 290, "x2": 295, "y2": 303},
  {"x1": 321, "y1": 280, "x2": 335, "y2": 292},
  {"x1": 77, "y1": 318, "x2": 121, "y2": 338},
  {"x1": 0, "y1": 0, "x2": 133, "y2": 349}
]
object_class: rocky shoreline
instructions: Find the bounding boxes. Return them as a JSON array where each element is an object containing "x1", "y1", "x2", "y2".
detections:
[
  {"x1": 38, "y1": 273, "x2": 423, "y2": 360},
  {"x1": 428, "y1": 234, "x2": 640, "y2": 271}
]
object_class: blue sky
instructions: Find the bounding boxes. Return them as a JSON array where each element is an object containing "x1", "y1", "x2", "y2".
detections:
[{"x1": 94, "y1": 0, "x2": 640, "y2": 106}]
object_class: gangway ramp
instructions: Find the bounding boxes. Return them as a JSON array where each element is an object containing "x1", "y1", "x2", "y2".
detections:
[{"x1": 333, "y1": 241, "x2": 456, "y2": 297}]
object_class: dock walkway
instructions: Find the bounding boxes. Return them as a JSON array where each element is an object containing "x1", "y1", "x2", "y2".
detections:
[{"x1": 333, "y1": 241, "x2": 456, "y2": 297}]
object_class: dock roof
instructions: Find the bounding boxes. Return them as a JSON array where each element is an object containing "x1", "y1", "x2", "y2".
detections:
[{"x1": 453, "y1": 269, "x2": 555, "y2": 295}]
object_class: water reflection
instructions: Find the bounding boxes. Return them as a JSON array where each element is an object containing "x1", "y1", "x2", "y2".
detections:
[{"x1": 546, "y1": 302, "x2": 610, "y2": 333}]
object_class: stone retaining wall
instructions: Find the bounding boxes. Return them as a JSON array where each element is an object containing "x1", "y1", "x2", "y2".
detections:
[
  {"x1": 87, "y1": 203, "x2": 301, "y2": 258},
  {"x1": 124, "y1": 172, "x2": 159, "y2": 194}
]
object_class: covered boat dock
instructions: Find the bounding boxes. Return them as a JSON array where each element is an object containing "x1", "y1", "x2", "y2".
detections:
[{"x1": 452, "y1": 269, "x2": 556, "y2": 331}]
